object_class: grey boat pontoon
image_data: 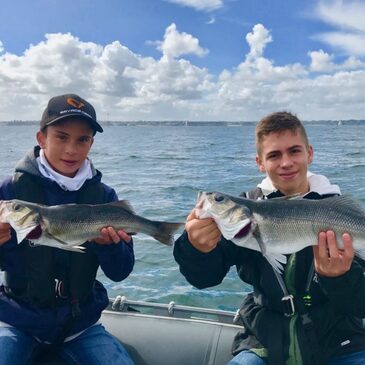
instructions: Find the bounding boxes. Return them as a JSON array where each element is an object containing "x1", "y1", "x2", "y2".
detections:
[{"x1": 35, "y1": 296, "x2": 243, "y2": 365}]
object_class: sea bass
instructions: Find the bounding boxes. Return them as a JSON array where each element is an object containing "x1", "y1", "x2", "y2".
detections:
[
  {"x1": 0, "y1": 199, "x2": 183, "y2": 251},
  {"x1": 196, "y1": 191, "x2": 365, "y2": 272}
]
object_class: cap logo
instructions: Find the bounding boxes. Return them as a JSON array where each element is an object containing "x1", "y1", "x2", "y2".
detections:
[{"x1": 67, "y1": 97, "x2": 85, "y2": 109}]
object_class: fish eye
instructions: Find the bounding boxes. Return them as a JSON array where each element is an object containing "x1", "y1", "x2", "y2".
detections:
[
  {"x1": 214, "y1": 195, "x2": 225, "y2": 202},
  {"x1": 13, "y1": 204, "x2": 21, "y2": 211}
]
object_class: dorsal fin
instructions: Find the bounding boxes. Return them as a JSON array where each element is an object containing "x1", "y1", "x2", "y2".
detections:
[
  {"x1": 109, "y1": 200, "x2": 135, "y2": 214},
  {"x1": 320, "y1": 194, "x2": 365, "y2": 215}
]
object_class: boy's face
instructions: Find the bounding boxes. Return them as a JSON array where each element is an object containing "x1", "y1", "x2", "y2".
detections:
[
  {"x1": 36, "y1": 117, "x2": 94, "y2": 177},
  {"x1": 256, "y1": 129, "x2": 313, "y2": 196}
]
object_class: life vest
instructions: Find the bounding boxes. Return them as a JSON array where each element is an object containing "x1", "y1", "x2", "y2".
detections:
[{"x1": 4, "y1": 171, "x2": 106, "y2": 308}]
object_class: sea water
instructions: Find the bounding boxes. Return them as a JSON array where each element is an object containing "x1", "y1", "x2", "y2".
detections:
[{"x1": 0, "y1": 122, "x2": 364, "y2": 311}]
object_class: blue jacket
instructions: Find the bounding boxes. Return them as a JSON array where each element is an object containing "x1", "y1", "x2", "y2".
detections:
[{"x1": 0, "y1": 147, "x2": 135, "y2": 342}]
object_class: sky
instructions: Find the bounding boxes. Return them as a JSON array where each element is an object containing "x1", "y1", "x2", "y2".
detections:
[{"x1": 1, "y1": 0, "x2": 365, "y2": 121}]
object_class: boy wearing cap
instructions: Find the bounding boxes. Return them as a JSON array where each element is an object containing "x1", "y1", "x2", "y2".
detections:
[{"x1": 0, "y1": 94, "x2": 135, "y2": 364}]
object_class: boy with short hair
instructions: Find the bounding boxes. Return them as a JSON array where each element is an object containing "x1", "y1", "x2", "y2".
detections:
[
  {"x1": 174, "y1": 111, "x2": 365, "y2": 365},
  {"x1": 0, "y1": 94, "x2": 135, "y2": 364}
]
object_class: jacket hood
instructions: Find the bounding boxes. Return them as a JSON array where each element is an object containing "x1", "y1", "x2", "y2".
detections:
[
  {"x1": 257, "y1": 171, "x2": 341, "y2": 196},
  {"x1": 14, "y1": 146, "x2": 100, "y2": 183}
]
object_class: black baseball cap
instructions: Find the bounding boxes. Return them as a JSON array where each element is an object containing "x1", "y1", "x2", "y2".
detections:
[{"x1": 40, "y1": 94, "x2": 103, "y2": 133}]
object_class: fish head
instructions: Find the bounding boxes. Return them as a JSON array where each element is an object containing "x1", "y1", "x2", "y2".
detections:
[
  {"x1": 0, "y1": 200, "x2": 40, "y2": 243},
  {"x1": 196, "y1": 192, "x2": 253, "y2": 242}
]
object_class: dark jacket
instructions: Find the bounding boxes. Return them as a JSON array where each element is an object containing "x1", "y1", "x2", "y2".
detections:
[
  {"x1": 0, "y1": 147, "x2": 135, "y2": 343},
  {"x1": 173, "y1": 187, "x2": 365, "y2": 365}
]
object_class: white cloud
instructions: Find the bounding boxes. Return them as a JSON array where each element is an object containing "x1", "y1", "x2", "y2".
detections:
[
  {"x1": 212, "y1": 24, "x2": 306, "y2": 118},
  {"x1": 309, "y1": 50, "x2": 335, "y2": 72},
  {"x1": 342, "y1": 56, "x2": 365, "y2": 70},
  {"x1": 313, "y1": 0, "x2": 365, "y2": 56},
  {"x1": 165, "y1": 0, "x2": 223, "y2": 12},
  {"x1": 92, "y1": 40, "x2": 140, "y2": 97},
  {"x1": 315, "y1": 32, "x2": 365, "y2": 57},
  {"x1": 315, "y1": 0, "x2": 365, "y2": 32},
  {"x1": 210, "y1": 23, "x2": 365, "y2": 121},
  {"x1": 0, "y1": 41, "x2": 4, "y2": 54},
  {"x1": 0, "y1": 29, "x2": 213, "y2": 121},
  {"x1": 0, "y1": 22, "x2": 365, "y2": 122},
  {"x1": 156, "y1": 23, "x2": 209, "y2": 60},
  {"x1": 309, "y1": 49, "x2": 365, "y2": 72},
  {"x1": 245, "y1": 24, "x2": 272, "y2": 59}
]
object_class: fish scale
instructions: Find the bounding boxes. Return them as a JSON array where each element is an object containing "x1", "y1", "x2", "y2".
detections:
[
  {"x1": 0, "y1": 199, "x2": 184, "y2": 251},
  {"x1": 197, "y1": 191, "x2": 365, "y2": 272}
]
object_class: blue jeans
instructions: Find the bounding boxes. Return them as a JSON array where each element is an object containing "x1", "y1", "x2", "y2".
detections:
[
  {"x1": 227, "y1": 351, "x2": 267, "y2": 365},
  {"x1": 328, "y1": 350, "x2": 365, "y2": 365},
  {"x1": 0, "y1": 323, "x2": 135, "y2": 365},
  {"x1": 227, "y1": 350, "x2": 365, "y2": 365}
]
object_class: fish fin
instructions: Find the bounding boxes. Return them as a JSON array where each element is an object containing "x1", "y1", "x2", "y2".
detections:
[
  {"x1": 54, "y1": 245, "x2": 85, "y2": 253},
  {"x1": 30, "y1": 231, "x2": 86, "y2": 253},
  {"x1": 327, "y1": 195, "x2": 365, "y2": 215},
  {"x1": 29, "y1": 240, "x2": 85, "y2": 253},
  {"x1": 264, "y1": 252, "x2": 287, "y2": 273},
  {"x1": 152, "y1": 222, "x2": 184, "y2": 246},
  {"x1": 109, "y1": 200, "x2": 135, "y2": 214}
]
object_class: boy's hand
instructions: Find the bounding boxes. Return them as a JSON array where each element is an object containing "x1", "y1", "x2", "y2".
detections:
[
  {"x1": 185, "y1": 209, "x2": 221, "y2": 253},
  {"x1": 93, "y1": 227, "x2": 132, "y2": 245},
  {"x1": 313, "y1": 230, "x2": 354, "y2": 277},
  {"x1": 0, "y1": 222, "x2": 11, "y2": 246}
]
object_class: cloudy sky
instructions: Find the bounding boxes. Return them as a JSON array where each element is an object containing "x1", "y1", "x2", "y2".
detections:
[{"x1": 1, "y1": 0, "x2": 365, "y2": 121}]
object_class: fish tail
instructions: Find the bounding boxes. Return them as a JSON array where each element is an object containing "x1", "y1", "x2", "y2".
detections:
[{"x1": 153, "y1": 222, "x2": 184, "y2": 246}]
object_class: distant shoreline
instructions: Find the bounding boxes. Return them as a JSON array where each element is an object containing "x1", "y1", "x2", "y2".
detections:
[{"x1": 1, "y1": 120, "x2": 364, "y2": 126}]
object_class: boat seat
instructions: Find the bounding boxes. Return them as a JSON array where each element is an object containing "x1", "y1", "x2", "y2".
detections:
[
  {"x1": 102, "y1": 310, "x2": 240, "y2": 365},
  {"x1": 33, "y1": 305, "x2": 241, "y2": 365}
]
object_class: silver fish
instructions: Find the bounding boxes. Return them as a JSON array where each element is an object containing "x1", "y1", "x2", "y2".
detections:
[
  {"x1": 0, "y1": 199, "x2": 183, "y2": 252},
  {"x1": 196, "y1": 191, "x2": 365, "y2": 272}
]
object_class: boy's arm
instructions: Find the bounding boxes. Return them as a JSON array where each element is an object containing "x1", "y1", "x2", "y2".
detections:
[
  {"x1": 173, "y1": 231, "x2": 232, "y2": 289},
  {"x1": 92, "y1": 238, "x2": 134, "y2": 281},
  {"x1": 173, "y1": 207, "x2": 245, "y2": 289},
  {"x1": 174, "y1": 207, "x2": 228, "y2": 288}
]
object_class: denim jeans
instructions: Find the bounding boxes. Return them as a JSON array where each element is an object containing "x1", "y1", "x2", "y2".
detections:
[
  {"x1": 227, "y1": 350, "x2": 365, "y2": 365},
  {"x1": 328, "y1": 350, "x2": 365, "y2": 365},
  {"x1": 0, "y1": 323, "x2": 135, "y2": 365},
  {"x1": 227, "y1": 351, "x2": 267, "y2": 365}
]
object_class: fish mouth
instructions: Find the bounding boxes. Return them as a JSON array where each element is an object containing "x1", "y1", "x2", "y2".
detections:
[
  {"x1": 196, "y1": 191, "x2": 210, "y2": 208},
  {"x1": 196, "y1": 191, "x2": 204, "y2": 204},
  {"x1": 234, "y1": 222, "x2": 252, "y2": 239},
  {"x1": 26, "y1": 225, "x2": 43, "y2": 240}
]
